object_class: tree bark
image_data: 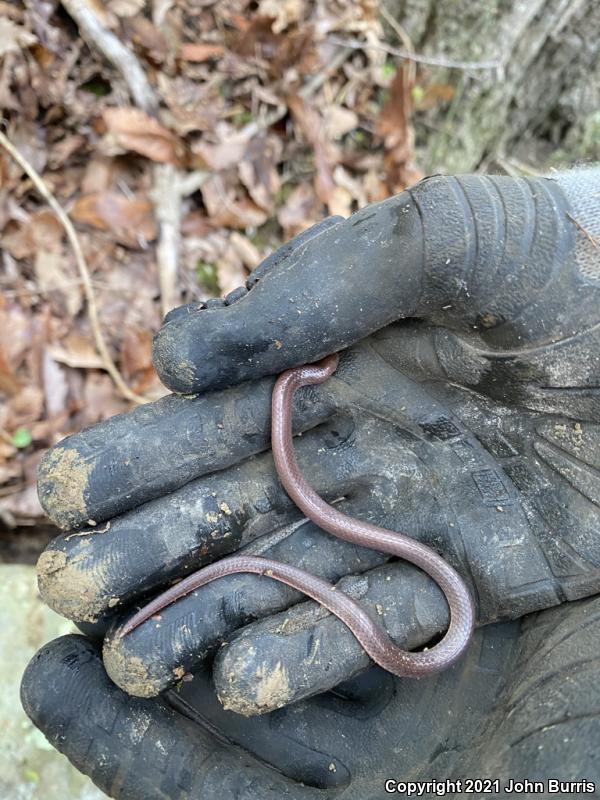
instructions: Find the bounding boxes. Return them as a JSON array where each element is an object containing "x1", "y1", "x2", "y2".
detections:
[{"x1": 385, "y1": 0, "x2": 600, "y2": 173}]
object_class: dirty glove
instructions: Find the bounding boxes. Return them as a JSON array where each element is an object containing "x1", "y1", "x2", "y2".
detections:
[
  {"x1": 22, "y1": 169, "x2": 600, "y2": 799},
  {"x1": 21, "y1": 599, "x2": 600, "y2": 798}
]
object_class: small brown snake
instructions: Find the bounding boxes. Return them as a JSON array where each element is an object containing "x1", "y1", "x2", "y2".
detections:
[{"x1": 120, "y1": 354, "x2": 475, "y2": 676}]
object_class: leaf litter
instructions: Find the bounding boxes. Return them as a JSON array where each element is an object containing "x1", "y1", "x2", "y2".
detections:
[{"x1": 0, "y1": 0, "x2": 457, "y2": 527}]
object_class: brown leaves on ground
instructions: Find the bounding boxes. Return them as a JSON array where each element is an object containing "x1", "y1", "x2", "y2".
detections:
[
  {"x1": 102, "y1": 107, "x2": 183, "y2": 165},
  {"x1": 0, "y1": 0, "x2": 458, "y2": 525},
  {"x1": 71, "y1": 191, "x2": 157, "y2": 247}
]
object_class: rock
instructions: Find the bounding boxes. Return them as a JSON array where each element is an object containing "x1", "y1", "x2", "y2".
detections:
[{"x1": 0, "y1": 564, "x2": 108, "y2": 800}]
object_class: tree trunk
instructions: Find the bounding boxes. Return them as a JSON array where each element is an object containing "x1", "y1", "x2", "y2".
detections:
[{"x1": 385, "y1": 0, "x2": 600, "y2": 173}]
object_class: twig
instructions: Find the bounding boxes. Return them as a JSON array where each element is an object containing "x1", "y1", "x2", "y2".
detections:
[
  {"x1": 327, "y1": 35, "x2": 501, "y2": 71},
  {"x1": 60, "y1": 0, "x2": 156, "y2": 113},
  {"x1": 0, "y1": 130, "x2": 146, "y2": 404},
  {"x1": 379, "y1": 3, "x2": 416, "y2": 84},
  {"x1": 152, "y1": 163, "x2": 181, "y2": 317},
  {"x1": 495, "y1": 156, "x2": 543, "y2": 178},
  {"x1": 60, "y1": 0, "x2": 184, "y2": 318},
  {"x1": 566, "y1": 211, "x2": 599, "y2": 247}
]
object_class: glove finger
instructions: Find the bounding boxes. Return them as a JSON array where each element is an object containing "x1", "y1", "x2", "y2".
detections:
[
  {"x1": 37, "y1": 373, "x2": 334, "y2": 531},
  {"x1": 39, "y1": 412, "x2": 406, "y2": 623},
  {"x1": 38, "y1": 415, "x2": 354, "y2": 623},
  {"x1": 102, "y1": 490, "x2": 405, "y2": 697},
  {"x1": 20, "y1": 635, "x2": 315, "y2": 800},
  {"x1": 212, "y1": 560, "x2": 472, "y2": 715},
  {"x1": 152, "y1": 191, "x2": 423, "y2": 394},
  {"x1": 171, "y1": 622, "x2": 520, "y2": 795}
]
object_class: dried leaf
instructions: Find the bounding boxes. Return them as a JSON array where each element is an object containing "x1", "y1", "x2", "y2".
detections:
[
  {"x1": 35, "y1": 247, "x2": 82, "y2": 317},
  {"x1": 83, "y1": 372, "x2": 129, "y2": 424},
  {"x1": 180, "y1": 42, "x2": 224, "y2": 62},
  {"x1": 122, "y1": 16, "x2": 168, "y2": 63},
  {"x1": 363, "y1": 169, "x2": 390, "y2": 204},
  {"x1": 0, "y1": 484, "x2": 44, "y2": 520},
  {"x1": 238, "y1": 134, "x2": 282, "y2": 211},
  {"x1": 0, "y1": 458, "x2": 21, "y2": 485},
  {"x1": 0, "y1": 18, "x2": 37, "y2": 56},
  {"x1": 159, "y1": 75, "x2": 222, "y2": 136},
  {"x1": 107, "y1": 0, "x2": 145, "y2": 17},
  {"x1": 0, "y1": 301, "x2": 32, "y2": 373},
  {"x1": 201, "y1": 174, "x2": 268, "y2": 229},
  {"x1": 28, "y1": 210, "x2": 64, "y2": 251},
  {"x1": 217, "y1": 243, "x2": 247, "y2": 296},
  {"x1": 47, "y1": 335, "x2": 105, "y2": 370},
  {"x1": 71, "y1": 191, "x2": 157, "y2": 247},
  {"x1": 288, "y1": 95, "x2": 338, "y2": 208},
  {"x1": 47, "y1": 134, "x2": 86, "y2": 169},
  {"x1": 258, "y1": 0, "x2": 304, "y2": 34},
  {"x1": 327, "y1": 185, "x2": 353, "y2": 217},
  {"x1": 333, "y1": 165, "x2": 367, "y2": 208},
  {"x1": 194, "y1": 131, "x2": 250, "y2": 171},
  {"x1": 26, "y1": 211, "x2": 82, "y2": 317},
  {"x1": 376, "y1": 67, "x2": 422, "y2": 192},
  {"x1": 229, "y1": 232, "x2": 261, "y2": 270},
  {"x1": 181, "y1": 211, "x2": 215, "y2": 238},
  {"x1": 120, "y1": 325, "x2": 153, "y2": 378},
  {"x1": 8, "y1": 385, "x2": 44, "y2": 429},
  {"x1": 324, "y1": 106, "x2": 358, "y2": 141},
  {"x1": 102, "y1": 107, "x2": 182, "y2": 165},
  {"x1": 0, "y1": 348, "x2": 21, "y2": 396},
  {"x1": 277, "y1": 183, "x2": 321, "y2": 237},
  {"x1": 233, "y1": 15, "x2": 317, "y2": 76},
  {"x1": 42, "y1": 350, "x2": 68, "y2": 419},
  {"x1": 1, "y1": 219, "x2": 36, "y2": 260}
]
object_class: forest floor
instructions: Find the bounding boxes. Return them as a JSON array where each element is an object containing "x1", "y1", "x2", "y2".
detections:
[{"x1": 0, "y1": 0, "x2": 497, "y2": 540}]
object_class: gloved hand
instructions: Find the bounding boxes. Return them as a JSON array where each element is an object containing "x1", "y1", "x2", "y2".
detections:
[{"x1": 21, "y1": 170, "x2": 600, "y2": 799}]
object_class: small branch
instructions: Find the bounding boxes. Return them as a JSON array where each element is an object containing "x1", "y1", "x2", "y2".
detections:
[
  {"x1": 379, "y1": 3, "x2": 416, "y2": 83},
  {"x1": 60, "y1": 0, "x2": 157, "y2": 114},
  {"x1": 178, "y1": 170, "x2": 210, "y2": 197},
  {"x1": 327, "y1": 35, "x2": 501, "y2": 71},
  {"x1": 0, "y1": 131, "x2": 146, "y2": 405},
  {"x1": 495, "y1": 156, "x2": 543, "y2": 178},
  {"x1": 60, "y1": 0, "x2": 182, "y2": 319},
  {"x1": 151, "y1": 163, "x2": 182, "y2": 318},
  {"x1": 566, "y1": 211, "x2": 599, "y2": 247}
]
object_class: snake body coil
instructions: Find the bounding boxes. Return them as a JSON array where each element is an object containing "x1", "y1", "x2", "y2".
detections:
[{"x1": 120, "y1": 355, "x2": 475, "y2": 676}]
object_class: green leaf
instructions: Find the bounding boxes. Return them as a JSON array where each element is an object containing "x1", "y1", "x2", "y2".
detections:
[
  {"x1": 412, "y1": 85, "x2": 425, "y2": 104},
  {"x1": 22, "y1": 767, "x2": 40, "y2": 784},
  {"x1": 12, "y1": 427, "x2": 32, "y2": 449}
]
